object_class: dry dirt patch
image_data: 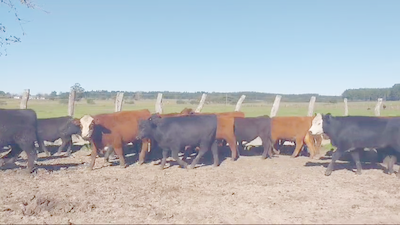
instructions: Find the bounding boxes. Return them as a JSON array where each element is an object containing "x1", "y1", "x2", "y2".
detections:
[{"x1": 1, "y1": 146, "x2": 400, "y2": 224}]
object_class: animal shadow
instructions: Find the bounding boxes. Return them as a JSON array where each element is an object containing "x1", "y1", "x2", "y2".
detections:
[
  {"x1": 305, "y1": 149, "x2": 388, "y2": 173},
  {"x1": 36, "y1": 144, "x2": 84, "y2": 158},
  {"x1": 0, "y1": 161, "x2": 83, "y2": 172}
]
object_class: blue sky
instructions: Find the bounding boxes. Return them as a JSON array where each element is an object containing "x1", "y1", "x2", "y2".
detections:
[{"x1": 1, "y1": 0, "x2": 399, "y2": 96}]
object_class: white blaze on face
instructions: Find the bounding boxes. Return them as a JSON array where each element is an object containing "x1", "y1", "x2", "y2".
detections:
[
  {"x1": 309, "y1": 113, "x2": 323, "y2": 135},
  {"x1": 80, "y1": 115, "x2": 94, "y2": 139}
]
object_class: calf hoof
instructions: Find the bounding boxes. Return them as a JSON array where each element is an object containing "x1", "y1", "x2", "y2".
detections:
[
  {"x1": 137, "y1": 160, "x2": 144, "y2": 165},
  {"x1": 325, "y1": 170, "x2": 332, "y2": 176},
  {"x1": 86, "y1": 166, "x2": 94, "y2": 171},
  {"x1": 119, "y1": 164, "x2": 127, "y2": 169},
  {"x1": 355, "y1": 170, "x2": 362, "y2": 175},
  {"x1": 187, "y1": 165, "x2": 194, "y2": 169}
]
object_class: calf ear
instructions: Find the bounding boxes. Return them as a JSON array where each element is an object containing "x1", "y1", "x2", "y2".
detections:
[
  {"x1": 72, "y1": 119, "x2": 80, "y2": 126},
  {"x1": 324, "y1": 113, "x2": 333, "y2": 123}
]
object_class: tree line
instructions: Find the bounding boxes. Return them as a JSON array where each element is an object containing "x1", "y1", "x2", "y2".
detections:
[
  {"x1": 1, "y1": 83, "x2": 399, "y2": 104},
  {"x1": 342, "y1": 84, "x2": 400, "y2": 101}
]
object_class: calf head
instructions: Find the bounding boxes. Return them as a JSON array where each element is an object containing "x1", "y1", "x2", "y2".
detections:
[
  {"x1": 309, "y1": 113, "x2": 334, "y2": 135},
  {"x1": 309, "y1": 113, "x2": 324, "y2": 135},
  {"x1": 137, "y1": 114, "x2": 163, "y2": 140},
  {"x1": 65, "y1": 118, "x2": 82, "y2": 135},
  {"x1": 79, "y1": 115, "x2": 95, "y2": 139}
]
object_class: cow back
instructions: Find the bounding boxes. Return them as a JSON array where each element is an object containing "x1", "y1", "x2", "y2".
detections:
[
  {"x1": 93, "y1": 109, "x2": 151, "y2": 144},
  {"x1": 271, "y1": 116, "x2": 314, "y2": 141}
]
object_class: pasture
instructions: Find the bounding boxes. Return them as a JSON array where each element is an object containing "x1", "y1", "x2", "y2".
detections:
[
  {"x1": 2, "y1": 98, "x2": 400, "y2": 118},
  {"x1": 1, "y1": 98, "x2": 400, "y2": 224}
]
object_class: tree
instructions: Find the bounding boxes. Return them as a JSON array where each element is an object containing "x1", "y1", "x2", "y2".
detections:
[
  {"x1": 1, "y1": 0, "x2": 48, "y2": 56},
  {"x1": 71, "y1": 83, "x2": 85, "y2": 101}
]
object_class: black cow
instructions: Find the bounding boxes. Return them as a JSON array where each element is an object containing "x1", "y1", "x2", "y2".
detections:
[
  {"x1": 309, "y1": 113, "x2": 400, "y2": 177},
  {"x1": 0, "y1": 109, "x2": 39, "y2": 173},
  {"x1": 137, "y1": 114, "x2": 218, "y2": 169},
  {"x1": 234, "y1": 116, "x2": 273, "y2": 159},
  {"x1": 37, "y1": 116, "x2": 82, "y2": 156}
]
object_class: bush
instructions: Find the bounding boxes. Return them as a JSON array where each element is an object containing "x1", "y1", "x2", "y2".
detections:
[
  {"x1": 125, "y1": 100, "x2": 135, "y2": 104},
  {"x1": 59, "y1": 99, "x2": 68, "y2": 104},
  {"x1": 0, "y1": 100, "x2": 7, "y2": 106},
  {"x1": 87, "y1": 99, "x2": 95, "y2": 104},
  {"x1": 189, "y1": 100, "x2": 198, "y2": 105},
  {"x1": 176, "y1": 100, "x2": 186, "y2": 104}
]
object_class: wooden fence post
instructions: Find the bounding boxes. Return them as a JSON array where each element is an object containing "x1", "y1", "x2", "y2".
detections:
[
  {"x1": 344, "y1": 98, "x2": 348, "y2": 116},
  {"x1": 114, "y1": 92, "x2": 124, "y2": 112},
  {"x1": 270, "y1": 95, "x2": 282, "y2": 117},
  {"x1": 375, "y1": 98, "x2": 383, "y2": 116},
  {"x1": 19, "y1": 89, "x2": 30, "y2": 109},
  {"x1": 307, "y1": 96, "x2": 316, "y2": 116},
  {"x1": 68, "y1": 88, "x2": 76, "y2": 117},
  {"x1": 195, "y1": 93, "x2": 207, "y2": 113},
  {"x1": 234, "y1": 95, "x2": 246, "y2": 112},
  {"x1": 155, "y1": 93, "x2": 163, "y2": 114}
]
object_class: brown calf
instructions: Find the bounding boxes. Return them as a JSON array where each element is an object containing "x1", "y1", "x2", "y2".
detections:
[
  {"x1": 271, "y1": 116, "x2": 319, "y2": 159},
  {"x1": 78, "y1": 109, "x2": 151, "y2": 169}
]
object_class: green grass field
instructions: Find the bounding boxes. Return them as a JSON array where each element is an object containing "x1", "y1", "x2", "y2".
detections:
[{"x1": 1, "y1": 98, "x2": 400, "y2": 119}]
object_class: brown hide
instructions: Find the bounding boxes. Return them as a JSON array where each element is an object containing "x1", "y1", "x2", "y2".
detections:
[
  {"x1": 87, "y1": 109, "x2": 151, "y2": 169},
  {"x1": 271, "y1": 116, "x2": 320, "y2": 158}
]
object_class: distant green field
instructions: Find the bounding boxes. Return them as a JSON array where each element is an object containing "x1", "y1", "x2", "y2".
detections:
[{"x1": 1, "y1": 98, "x2": 400, "y2": 119}]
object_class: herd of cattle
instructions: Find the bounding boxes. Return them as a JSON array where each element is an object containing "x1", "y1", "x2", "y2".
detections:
[{"x1": 1, "y1": 107, "x2": 400, "y2": 178}]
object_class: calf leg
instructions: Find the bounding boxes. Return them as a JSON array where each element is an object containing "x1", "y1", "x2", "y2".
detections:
[
  {"x1": 261, "y1": 138, "x2": 273, "y2": 159},
  {"x1": 65, "y1": 139, "x2": 73, "y2": 156},
  {"x1": 113, "y1": 142, "x2": 126, "y2": 168},
  {"x1": 304, "y1": 132, "x2": 317, "y2": 159},
  {"x1": 22, "y1": 143, "x2": 38, "y2": 173},
  {"x1": 171, "y1": 148, "x2": 188, "y2": 169},
  {"x1": 350, "y1": 149, "x2": 363, "y2": 175},
  {"x1": 103, "y1": 146, "x2": 114, "y2": 163},
  {"x1": 160, "y1": 148, "x2": 169, "y2": 170},
  {"x1": 14, "y1": 141, "x2": 37, "y2": 173},
  {"x1": 138, "y1": 138, "x2": 150, "y2": 165},
  {"x1": 0, "y1": 144, "x2": 24, "y2": 167},
  {"x1": 225, "y1": 137, "x2": 238, "y2": 161},
  {"x1": 325, "y1": 149, "x2": 344, "y2": 176},
  {"x1": 210, "y1": 141, "x2": 219, "y2": 167},
  {"x1": 314, "y1": 134, "x2": 323, "y2": 156},
  {"x1": 55, "y1": 137, "x2": 71, "y2": 156},
  {"x1": 189, "y1": 146, "x2": 208, "y2": 169},
  {"x1": 88, "y1": 140, "x2": 100, "y2": 170},
  {"x1": 291, "y1": 137, "x2": 304, "y2": 158},
  {"x1": 383, "y1": 155, "x2": 396, "y2": 175},
  {"x1": 37, "y1": 139, "x2": 51, "y2": 157}
]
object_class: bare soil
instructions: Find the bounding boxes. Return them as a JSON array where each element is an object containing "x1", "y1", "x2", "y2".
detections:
[{"x1": 1, "y1": 144, "x2": 400, "y2": 224}]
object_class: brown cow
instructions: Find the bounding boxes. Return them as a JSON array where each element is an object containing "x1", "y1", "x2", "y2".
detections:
[
  {"x1": 78, "y1": 109, "x2": 151, "y2": 169},
  {"x1": 271, "y1": 116, "x2": 319, "y2": 159},
  {"x1": 186, "y1": 110, "x2": 245, "y2": 161}
]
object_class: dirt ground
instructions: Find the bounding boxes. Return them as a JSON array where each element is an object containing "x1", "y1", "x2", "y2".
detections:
[{"x1": 1, "y1": 143, "x2": 400, "y2": 224}]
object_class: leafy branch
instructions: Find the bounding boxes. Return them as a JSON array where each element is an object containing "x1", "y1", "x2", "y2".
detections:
[{"x1": 0, "y1": 0, "x2": 49, "y2": 56}]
